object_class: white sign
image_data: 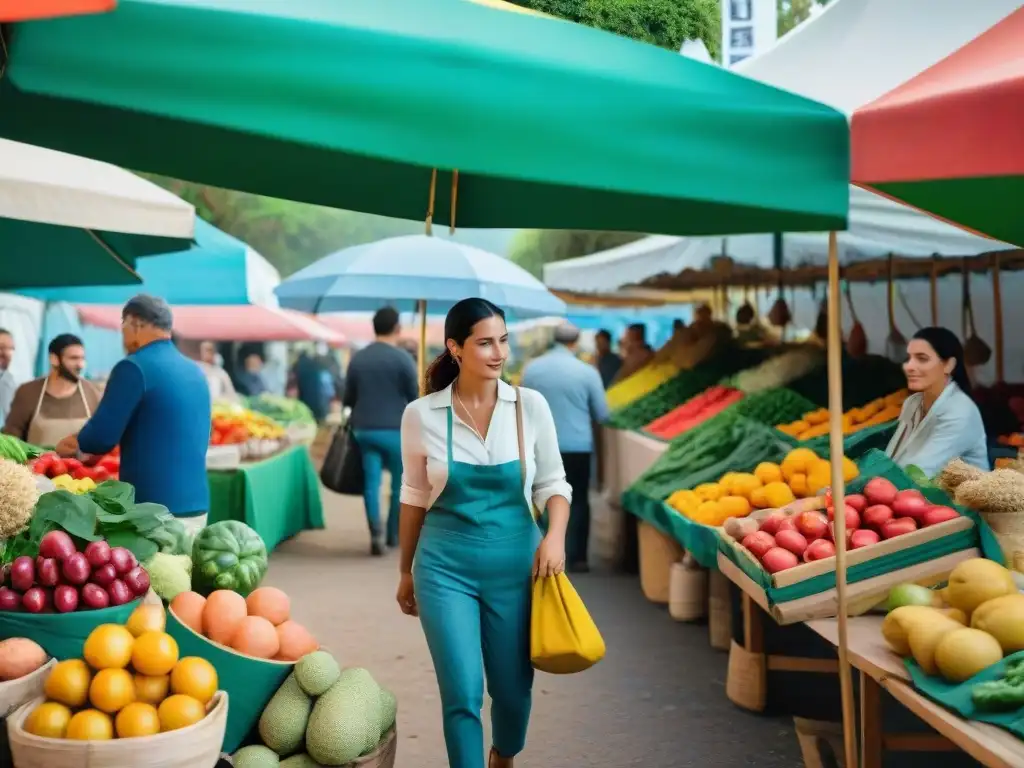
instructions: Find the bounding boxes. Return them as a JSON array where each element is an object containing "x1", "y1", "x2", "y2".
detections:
[{"x1": 721, "y1": 0, "x2": 778, "y2": 67}]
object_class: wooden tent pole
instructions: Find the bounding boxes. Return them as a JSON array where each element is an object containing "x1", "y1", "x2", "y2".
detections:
[
  {"x1": 827, "y1": 231, "x2": 858, "y2": 768},
  {"x1": 418, "y1": 300, "x2": 429, "y2": 395},
  {"x1": 929, "y1": 258, "x2": 939, "y2": 326},
  {"x1": 992, "y1": 253, "x2": 1005, "y2": 382}
]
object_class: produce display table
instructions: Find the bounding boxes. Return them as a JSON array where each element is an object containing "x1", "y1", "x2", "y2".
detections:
[
  {"x1": 807, "y1": 616, "x2": 1024, "y2": 768},
  {"x1": 208, "y1": 444, "x2": 325, "y2": 552},
  {"x1": 601, "y1": 427, "x2": 666, "y2": 502}
]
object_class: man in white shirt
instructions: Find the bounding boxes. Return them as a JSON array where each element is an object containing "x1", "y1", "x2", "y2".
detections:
[
  {"x1": 196, "y1": 340, "x2": 239, "y2": 404},
  {"x1": 0, "y1": 330, "x2": 17, "y2": 426}
]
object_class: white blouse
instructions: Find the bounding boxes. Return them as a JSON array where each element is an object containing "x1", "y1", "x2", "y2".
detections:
[{"x1": 400, "y1": 380, "x2": 573, "y2": 512}]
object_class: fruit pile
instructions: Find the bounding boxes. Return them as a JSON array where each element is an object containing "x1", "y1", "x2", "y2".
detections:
[
  {"x1": 30, "y1": 450, "x2": 120, "y2": 493},
  {"x1": 171, "y1": 587, "x2": 318, "y2": 662},
  {"x1": 22, "y1": 604, "x2": 219, "y2": 740},
  {"x1": 211, "y1": 405, "x2": 285, "y2": 445},
  {"x1": 665, "y1": 448, "x2": 860, "y2": 527},
  {"x1": 0, "y1": 532, "x2": 149, "y2": 613},
  {"x1": 776, "y1": 390, "x2": 907, "y2": 440},
  {"x1": 882, "y1": 559, "x2": 1024, "y2": 690},
  {"x1": 235, "y1": 651, "x2": 397, "y2": 767}
]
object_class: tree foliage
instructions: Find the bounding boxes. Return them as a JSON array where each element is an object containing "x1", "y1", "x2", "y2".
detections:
[{"x1": 777, "y1": 0, "x2": 832, "y2": 37}]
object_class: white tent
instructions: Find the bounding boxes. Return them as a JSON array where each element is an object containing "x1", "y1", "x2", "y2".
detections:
[
  {"x1": 545, "y1": 0, "x2": 1020, "y2": 295},
  {"x1": 0, "y1": 138, "x2": 194, "y2": 237}
]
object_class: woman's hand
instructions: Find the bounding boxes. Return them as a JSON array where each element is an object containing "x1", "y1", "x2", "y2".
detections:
[
  {"x1": 396, "y1": 572, "x2": 418, "y2": 616},
  {"x1": 533, "y1": 533, "x2": 566, "y2": 581}
]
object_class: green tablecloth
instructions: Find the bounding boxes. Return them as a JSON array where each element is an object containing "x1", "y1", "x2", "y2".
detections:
[{"x1": 208, "y1": 444, "x2": 325, "y2": 552}]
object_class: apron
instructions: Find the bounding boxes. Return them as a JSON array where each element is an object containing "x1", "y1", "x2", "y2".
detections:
[
  {"x1": 27, "y1": 380, "x2": 92, "y2": 448},
  {"x1": 414, "y1": 391, "x2": 539, "y2": 768}
]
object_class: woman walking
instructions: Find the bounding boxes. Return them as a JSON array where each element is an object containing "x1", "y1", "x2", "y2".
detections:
[{"x1": 396, "y1": 298, "x2": 571, "y2": 768}]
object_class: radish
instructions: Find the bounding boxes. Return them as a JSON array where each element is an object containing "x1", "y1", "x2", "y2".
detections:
[
  {"x1": 61, "y1": 553, "x2": 91, "y2": 586},
  {"x1": 0, "y1": 587, "x2": 20, "y2": 612},
  {"x1": 863, "y1": 477, "x2": 898, "y2": 507},
  {"x1": 124, "y1": 566, "x2": 150, "y2": 597},
  {"x1": 862, "y1": 504, "x2": 894, "y2": 529},
  {"x1": 38, "y1": 530, "x2": 77, "y2": 561},
  {"x1": 21, "y1": 587, "x2": 46, "y2": 614},
  {"x1": 742, "y1": 531, "x2": 776, "y2": 559},
  {"x1": 109, "y1": 547, "x2": 136, "y2": 576},
  {"x1": 53, "y1": 585, "x2": 79, "y2": 613},
  {"x1": 761, "y1": 547, "x2": 799, "y2": 573},
  {"x1": 107, "y1": 579, "x2": 133, "y2": 606},
  {"x1": 9, "y1": 556, "x2": 34, "y2": 593},
  {"x1": 81, "y1": 583, "x2": 110, "y2": 610},
  {"x1": 91, "y1": 564, "x2": 117, "y2": 587},
  {"x1": 84, "y1": 541, "x2": 112, "y2": 568},
  {"x1": 922, "y1": 506, "x2": 960, "y2": 527}
]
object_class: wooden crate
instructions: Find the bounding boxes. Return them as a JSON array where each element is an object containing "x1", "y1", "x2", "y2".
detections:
[{"x1": 638, "y1": 521, "x2": 683, "y2": 603}]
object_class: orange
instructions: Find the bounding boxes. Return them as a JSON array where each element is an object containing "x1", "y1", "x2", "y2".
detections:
[
  {"x1": 115, "y1": 702, "x2": 161, "y2": 738},
  {"x1": 126, "y1": 604, "x2": 166, "y2": 638},
  {"x1": 170, "y1": 657, "x2": 217, "y2": 705},
  {"x1": 83, "y1": 624, "x2": 135, "y2": 670},
  {"x1": 89, "y1": 668, "x2": 136, "y2": 714},
  {"x1": 131, "y1": 632, "x2": 179, "y2": 676},
  {"x1": 65, "y1": 709, "x2": 114, "y2": 741},
  {"x1": 158, "y1": 694, "x2": 206, "y2": 732},
  {"x1": 43, "y1": 658, "x2": 92, "y2": 708},
  {"x1": 24, "y1": 702, "x2": 72, "y2": 738},
  {"x1": 133, "y1": 673, "x2": 170, "y2": 706}
]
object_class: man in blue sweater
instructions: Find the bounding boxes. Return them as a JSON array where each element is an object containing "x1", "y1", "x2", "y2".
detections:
[{"x1": 55, "y1": 295, "x2": 212, "y2": 531}]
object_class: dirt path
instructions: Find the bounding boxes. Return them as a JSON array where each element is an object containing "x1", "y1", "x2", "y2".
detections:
[{"x1": 263, "y1": 490, "x2": 804, "y2": 767}]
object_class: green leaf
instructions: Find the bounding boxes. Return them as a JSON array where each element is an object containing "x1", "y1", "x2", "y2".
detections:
[
  {"x1": 34, "y1": 491, "x2": 101, "y2": 541},
  {"x1": 90, "y1": 480, "x2": 135, "y2": 510},
  {"x1": 104, "y1": 530, "x2": 158, "y2": 563}
]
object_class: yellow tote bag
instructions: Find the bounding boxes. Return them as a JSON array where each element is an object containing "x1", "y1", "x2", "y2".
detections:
[{"x1": 530, "y1": 573, "x2": 606, "y2": 674}]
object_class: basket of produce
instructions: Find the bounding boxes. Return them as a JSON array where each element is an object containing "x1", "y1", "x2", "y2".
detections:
[
  {"x1": 937, "y1": 459, "x2": 1024, "y2": 569},
  {"x1": 7, "y1": 604, "x2": 227, "y2": 768},
  {"x1": 0, "y1": 642, "x2": 53, "y2": 717},
  {"x1": 166, "y1": 585, "x2": 319, "y2": 752},
  {"x1": 233, "y1": 652, "x2": 398, "y2": 768},
  {"x1": 716, "y1": 450, "x2": 985, "y2": 623}
]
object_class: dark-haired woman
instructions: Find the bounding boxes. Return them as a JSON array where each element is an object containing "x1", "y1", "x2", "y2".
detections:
[
  {"x1": 397, "y1": 298, "x2": 571, "y2": 768},
  {"x1": 886, "y1": 326, "x2": 989, "y2": 477}
]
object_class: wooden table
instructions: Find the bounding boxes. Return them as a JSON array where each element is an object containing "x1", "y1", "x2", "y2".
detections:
[{"x1": 807, "y1": 616, "x2": 1024, "y2": 768}]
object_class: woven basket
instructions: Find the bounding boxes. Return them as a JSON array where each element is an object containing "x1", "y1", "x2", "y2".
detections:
[
  {"x1": 637, "y1": 522, "x2": 682, "y2": 604},
  {"x1": 0, "y1": 660, "x2": 54, "y2": 718},
  {"x1": 975, "y1": 510, "x2": 1024, "y2": 571},
  {"x1": 707, "y1": 570, "x2": 732, "y2": 651},
  {"x1": 8, "y1": 691, "x2": 228, "y2": 768},
  {"x1": 668, "y1": 561, "x2": 707, "y2": 622},
  {"x1": 725, "y1": 640, "x2": 766, "y2": 713},
  {"x1": 347, "y1": 727, "x2": 397, "y2": 768}
]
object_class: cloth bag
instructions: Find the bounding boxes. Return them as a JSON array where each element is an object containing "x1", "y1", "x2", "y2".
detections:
[
  {"x1": 319, "y1": 422, "x2": 364, "y2": 495},
  {"x1": 530, "y1": 573, "x2": 606, "y2": 674}
]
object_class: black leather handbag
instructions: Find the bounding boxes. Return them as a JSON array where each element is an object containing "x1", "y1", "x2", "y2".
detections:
[{"x1": 319, "y1": 423, "x2": 364, "y2": 495}]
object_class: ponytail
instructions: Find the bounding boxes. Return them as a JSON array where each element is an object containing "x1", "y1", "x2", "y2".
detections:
[{"x1": 425, "y1": 350, "x2": 460, "y2": 394}]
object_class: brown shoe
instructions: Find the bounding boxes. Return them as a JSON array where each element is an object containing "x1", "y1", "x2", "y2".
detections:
[{"x1": 489, "y1": 747, "x2": 513, "y2": 768}]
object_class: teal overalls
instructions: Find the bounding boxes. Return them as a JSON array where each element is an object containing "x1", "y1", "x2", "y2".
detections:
[{"x1": 414, "y1": 405, "x2": 540, "y2": 768}]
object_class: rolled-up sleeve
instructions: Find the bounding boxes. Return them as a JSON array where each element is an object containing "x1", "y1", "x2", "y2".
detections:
[
  {"x1": 399, "y1": 404, "x2": 431, "y2": 508},
  {"x1": 528, "y1": 392, "x2": 573, "y2": 510}
]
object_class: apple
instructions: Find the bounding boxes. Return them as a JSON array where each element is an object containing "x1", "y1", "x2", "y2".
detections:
[
  {"x1": 881, "y1": 517, "x2": 918, "y2": 539},
  {"x1": 795, "y1": 511, "x2": 829, "y2": 540},
  {"x1": 844, "y1": 493, "x2": 867, "y2": 513},
  {"x1": 864, "y1": 477, "x2": 899, "y2": 507},
  {"x1": 742, "y1": 531, "x2": 776, "y2": 559},
  {"x1": 804, "y1": 539, "x2": 836, "y2": 562},
  {"x1": 775, "y1": 529, "x2": 809, "y2": 557},
  {"x1": 827, "y1": 504, "x2": 861, "y2": 530},
  {"x1": 862, "y1": 504, "x2": 894, "y2": 529},
  {"x1": 922, "y1": 506, "x2": 960, "y2": 527},
  {"x1": 850, "y1": 529, "x2": 881, "y2": 549},
  {"x1": 758, "y1": 512, "x2": 787, "y2": 536},
  {"x1": 761, "y1": 547, "x2": 800, "y2": 574}
]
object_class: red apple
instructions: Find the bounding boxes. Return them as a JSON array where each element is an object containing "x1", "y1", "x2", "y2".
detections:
[
  {"x1": 795, "y1": 511, "x2": 829, "y2": 540},
  {"x1": 827, "y1": 505, "x2": 861, "y2": 530},
  {"x1": 758, "y1": 512, "x2": 787, "y2": 536},
  {"x1": 804, "y1": 539, "x2": 836, "y2": 562},
  {"x1": 850, "y1": 529, "x2": 881, "y2": 549},
  {"x1": 881, "y1": 517, "x2": 918, "y2": 539},
  {"x1": 922, "y1": 506, "x2": 960, "y2": 527},
  {"x1": 844, "y1": 493, "x2": 867, "y2": 512},
  {"x1": 862, "y1": 504, "x2": 894, "y2": 529},
  {"x1": 761, "y1": 547, "x2": 799, "y2": 574},
  {"x1": 742, "y1": 531, "x2": 776, "y2": 559},
  {"x1": 864, "y1": 477, "x2": 898, "y2": 507},
  {"x1": 775, "y1": 529, "x2": 809, "y2": 557}
]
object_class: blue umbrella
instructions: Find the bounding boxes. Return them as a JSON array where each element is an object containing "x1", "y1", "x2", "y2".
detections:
[
  {"x1": 20, "y1": 218, "x2": 277, "y2": 306},
  {"x1": 275, "y1": 235, "x2": 566, "y2": 387}
]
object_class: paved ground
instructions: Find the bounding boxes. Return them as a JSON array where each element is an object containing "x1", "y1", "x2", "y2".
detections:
[{"x1": 263, "y1": 489, "x2": 805, "y2": 767}]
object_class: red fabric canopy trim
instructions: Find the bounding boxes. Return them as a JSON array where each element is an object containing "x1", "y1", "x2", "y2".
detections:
[
  {"x1": 317, "y1": 314, "x2": 445, "y2": 346},
  {"x1": 1, "y1": 0, "x2": 115, "y2": 20},
  {"x1": 852, "y1": 7, "x2": 1024, "y2": 184},
  {"x1": 76, "y1": 304, "x2": 346, "y2": 344}
]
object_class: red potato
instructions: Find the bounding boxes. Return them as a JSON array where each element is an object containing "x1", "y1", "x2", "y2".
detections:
[
  {"x1": 795, "y1": 511, "x2": 829, "y2": 540},
  {"x1": 9, "y1": 557, "x2": 34, "y2": 593},
  {"x1": 107, "y1": 579, "x2": 133, "y2": 606},
  {"x1": 0, "y1": 587, "x2": 20, "y2": 612},
  {"x1": 80, "y1": 583, "x2": 110, "y2": 610},
  {"x1": 863, "y1": 477, "x2": 899, "y2": 507},
  {"x1": 804, "y1": 539, "x2": 836, "y2": 562},
  {"x1": 922, "y1": 506, "x2": 960, "y2": 527},
  {"x1": 892, "y1": 490, "x2": 930, "y2": 521},
  {"x1": 881, "y1": 517, "x2": 918, "y2": 539},
  {"x1": 53, "y1": 585, "x2": 79, "y2": 613},
  {"x1": 84, "y1": 541, "x2": 112, "y2": 568},
  {"x1": 827, "y1": 505, "x2": 861, "y2": 530},
  {"x1": 61, "y1": 553, "x2": 90, "y2": 586},
  {"x1": 35, "y1": 558, "x2": 59, "y2": 587},
  {"x1": 109, "y1": 548, "x2": 136, "y2": 576},
  {"x1": 758, "y1": 513, "x2": 787, "y2": 536},
  {"x1": 761, "y1": 547, "x2": 799, "y2": 573},
  {"x1": 862, "y1": 504, "x2": 894, "y2": 529},
  {"x1": 91, "y1": 564, "x2": 117, "y2": 587},
  {"x1": 742, "y1": 531, "x2": 776, "y2": 560},
  {"x1": 38, "y1": 530, "x2": 76, "y2": 561},
  {"x1": 21, "y1": 588, "x2": 46, "y2": 614},
  {"x1": 775, "y1": 529, "x2": 808, "y2": 557},
  {"x1": 844, "y1": 494, "x2": 867, "y2": 513},
  {"x1": 850, "y1": 529, "x2": 881, "y2": 549}
]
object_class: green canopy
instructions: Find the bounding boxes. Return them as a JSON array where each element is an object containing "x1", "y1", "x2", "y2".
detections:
[{"x1": 0, "y1": 0, "x2": 849, "y2": 236}]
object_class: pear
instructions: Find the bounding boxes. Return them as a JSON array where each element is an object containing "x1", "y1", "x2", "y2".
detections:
[
  {"x1": 908, "y1": 615, "x2": 964, "y2": 675},
  {"x1": 882, "y1": 605, "x2": 965, "y2": 656},
  {"x1": 970, "y1": 594, "x2": 1024, "y2": 654},
  {"x1": 945, "y1": 559, "x2": 1017, "y2": 615}
]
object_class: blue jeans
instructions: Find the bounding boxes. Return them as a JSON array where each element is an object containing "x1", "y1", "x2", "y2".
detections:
[{"x1": 353, "y1": 429, "x2": 403, "y2": 544}]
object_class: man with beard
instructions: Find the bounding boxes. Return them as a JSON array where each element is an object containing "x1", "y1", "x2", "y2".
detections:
[
  {"x1": 54, "y1": 296, "x2": 212, "y2": 534},
  {"x1": 3, "y1": 334, "x2": 101, "y2": 445}
]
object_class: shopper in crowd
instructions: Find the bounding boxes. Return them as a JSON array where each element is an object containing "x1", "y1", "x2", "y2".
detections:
[
  {"x1": 290, "y1": 349, "x2": 331, "y2": 423},
  {"x1": 396, "y1": 297, "x2": 570, "y2": 768},
  {"x1": 521, "y1": 322, "x2": 608, "y2": 572},
  {"x1": 886, "y1": 326, "x2": 989, "y2": 477},
  {"x1": 612, "y1": 322, "x2": 654, "y2": 384},
  {"x1": 345, "y1": 307, "x2": 418, "y2": 555},
  {"x1": 236, "y1": 351, "x2": 270, "y2": 397},
  {"x1": 197, "y1": 340, "x2": 238, "y2": 403},
  {"x1": 0, "y1": 329, "x2": 16, "y2": 425},
  {"x1": 4, "y1": 333, "x2": 101, "y2": 445},
  {"x1": 54, "y1": 295, "x2": 212, "y2": 534},
  {"x1": 593, "y1": 328, "x2": 621, "y2": 389}
]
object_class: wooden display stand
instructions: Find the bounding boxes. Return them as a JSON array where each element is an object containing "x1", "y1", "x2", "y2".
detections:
[{"x1": 637, "y1": 521, "x2": 682, "y2": 603}]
